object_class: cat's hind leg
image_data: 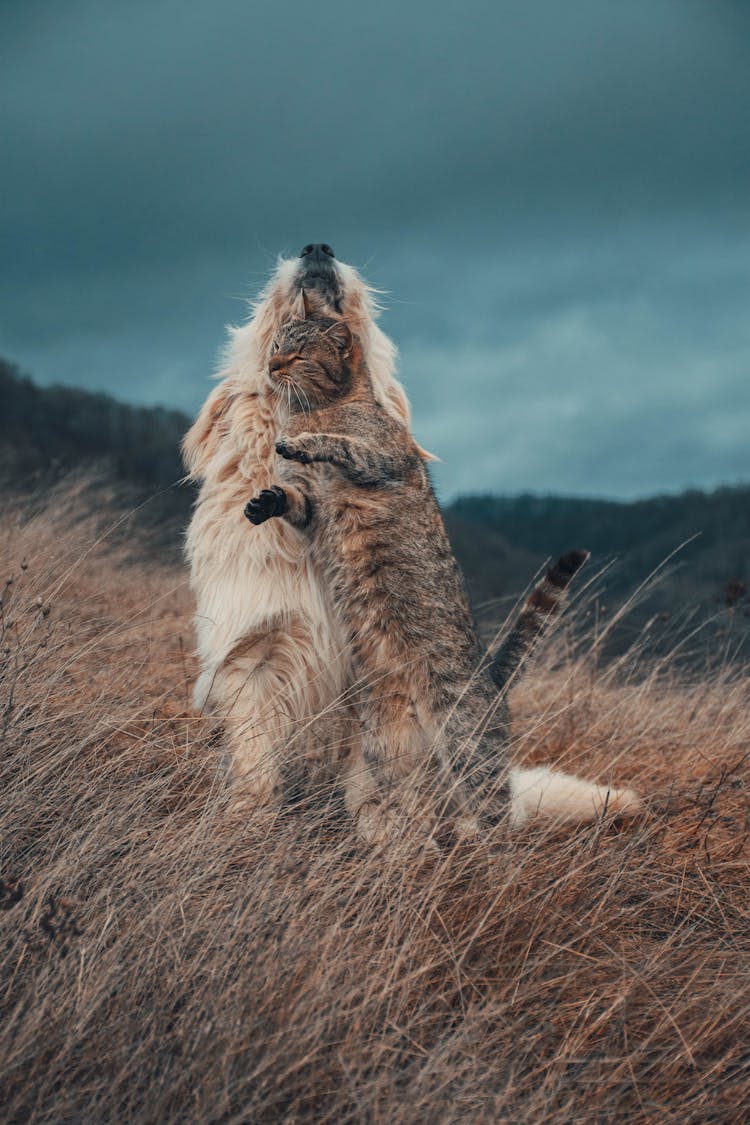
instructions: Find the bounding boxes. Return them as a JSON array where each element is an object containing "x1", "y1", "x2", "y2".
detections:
[
  {"x1": 357, "y1": 693, "x2": 444, "y2": 848},
  {"x1": 341, "y1": 739, "x2": 400, "y2": 847}
]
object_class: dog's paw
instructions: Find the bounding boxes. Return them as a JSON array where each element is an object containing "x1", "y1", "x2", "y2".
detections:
[
  {"x1": 275, "y1": 437, "x2": 313, "y2": 464},
  {"x1": 244, "y1": 487, "x2": 286, "y2": 525}
]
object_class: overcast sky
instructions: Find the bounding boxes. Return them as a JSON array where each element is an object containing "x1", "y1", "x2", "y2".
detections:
[{"x1": 2, "y1": 0, "x2": 749, "y2": 498}]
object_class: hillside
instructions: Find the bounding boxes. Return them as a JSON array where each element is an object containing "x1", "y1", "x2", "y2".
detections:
[
  {"x1": 447, "y1": 490, "x2": 750, "y2": 608},
  {"x1": 0, "y1": 358, "x2": 194, "y2": 549},
  {"x1": 0, "y1": 358, "x2": 188, "y2": 491},
  {"x1": 444, "y1": 490, "x2": 750, "y2": 664}
]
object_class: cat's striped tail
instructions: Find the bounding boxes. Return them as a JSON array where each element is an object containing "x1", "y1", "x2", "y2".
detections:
[{"x1": 488, "y1": 549, "x2": 590, "y2": 691}]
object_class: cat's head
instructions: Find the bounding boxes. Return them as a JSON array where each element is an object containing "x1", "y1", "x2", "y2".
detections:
[
  {"x1": 243, "y1": 245, "x2": 391, "y2": 380},
  {"x1": 268, "y1": 314, "x2": 357, "y2": 412}
]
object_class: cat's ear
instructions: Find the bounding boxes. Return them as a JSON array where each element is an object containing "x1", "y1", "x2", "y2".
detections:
[
  {"x1": 294, "y1": 289, "x2": 313, "y2": 319},
  {"x1": 326, "y1": 321, "x2": 353, "y2": 355},
  {"x1": 416, "y1": 443, "x2": 440, "y2": 462}
]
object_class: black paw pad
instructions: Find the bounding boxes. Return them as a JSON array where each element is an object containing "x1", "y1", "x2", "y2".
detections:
[
  {"x1": 275, "y1": 440, "x2": 312, "y2": 463},
  {"x1": 244, "y1": 487, "x2": 286, "y2": 525}
]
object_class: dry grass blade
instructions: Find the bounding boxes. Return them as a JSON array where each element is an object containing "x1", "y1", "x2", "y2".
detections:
[{"x1": 0, "y1": 489, "x2": 748, "y2": 1123}]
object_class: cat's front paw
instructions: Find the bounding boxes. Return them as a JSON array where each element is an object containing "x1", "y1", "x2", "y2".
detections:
[
  {"x1": 275, "y1": 436, "x2": 313, "y2": 464},
  {"x1": 244, "y1": 487, "x2": 287, "y2": 525}
]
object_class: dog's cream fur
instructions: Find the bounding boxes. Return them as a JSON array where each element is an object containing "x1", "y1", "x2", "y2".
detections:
[
  {"x1": 183, "y1": 257, "x2": 409, "y2": 813},
  {"x1": 183, "y1": 254, "x2": 641, "y2": 834}
]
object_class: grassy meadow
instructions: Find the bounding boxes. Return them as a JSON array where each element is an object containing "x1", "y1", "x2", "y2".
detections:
[{"x1": 1, "y1": 489, "x2": 748, "y2": 1123}]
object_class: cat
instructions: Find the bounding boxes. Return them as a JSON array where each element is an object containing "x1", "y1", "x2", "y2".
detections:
[{"x1": 244, "y1": 313, "x2": 641, "y2": 843}]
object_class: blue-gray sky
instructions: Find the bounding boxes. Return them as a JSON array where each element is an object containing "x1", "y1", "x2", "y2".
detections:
[{"x1": 2, "y1": 0, "x2": 749, "y2": 498}]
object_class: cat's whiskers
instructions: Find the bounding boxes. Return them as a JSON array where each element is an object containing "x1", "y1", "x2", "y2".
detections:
[
  {"x1": 271, "y1": 379, "x2": 296, "y2": 421},
  {"x1": 289, "y1": 377, "x2": 311, "y2": 416}
]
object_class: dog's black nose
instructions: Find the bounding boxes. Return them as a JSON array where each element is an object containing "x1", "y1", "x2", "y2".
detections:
[{"x1": 300, "y1": 243, "x2": 335, "y2": 261}]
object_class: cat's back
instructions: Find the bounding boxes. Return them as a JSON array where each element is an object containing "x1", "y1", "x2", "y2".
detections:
[{"x1": 316, "y1": 445, "x2": 477, "y2": 670}]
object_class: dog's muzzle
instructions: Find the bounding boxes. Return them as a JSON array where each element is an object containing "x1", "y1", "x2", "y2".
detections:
[{"x1": 295, "y1": 243, "x2": 342, "y2": 311}]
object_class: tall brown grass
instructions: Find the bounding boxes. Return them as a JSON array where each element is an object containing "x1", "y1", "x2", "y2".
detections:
[{"x1": 1, "y1": 488, "x2": 748, "y2": 1123}]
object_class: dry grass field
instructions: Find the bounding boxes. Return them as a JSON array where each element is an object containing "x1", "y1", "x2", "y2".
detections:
[{"x1": 1, "y1": 488, "x2": 748, "y2": 1123}]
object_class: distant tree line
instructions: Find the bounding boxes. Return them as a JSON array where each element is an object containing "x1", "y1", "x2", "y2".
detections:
[
  {"x1": 0, "y1": 358, "x2": 189, "y2": 489},
  {"x1": 447, "y1": 489, "x2": 750, "y2": 605},
  {"x1": 445, "y1": 489, "x2": 750, "y2": 665},
  {"x1": 1, "y1": 356, "x2": 748, "y2": 661},
  {"x1": 0, "y1": 358, "x2": 195, "y2": 552}
]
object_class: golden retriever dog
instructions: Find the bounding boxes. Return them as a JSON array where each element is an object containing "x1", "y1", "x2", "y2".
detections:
[{"x1": 183, "y1": 245, "x2": 411, "y2": 816}]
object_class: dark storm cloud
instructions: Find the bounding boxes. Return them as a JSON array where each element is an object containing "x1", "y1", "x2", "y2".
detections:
[{"x1": 1, "y1": 0, "x2": 749, "y2": 496}]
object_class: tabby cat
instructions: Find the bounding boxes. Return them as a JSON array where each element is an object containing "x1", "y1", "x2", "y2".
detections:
[{"x1": 244, "y1": 314, "x2": 639, "y2": 842}]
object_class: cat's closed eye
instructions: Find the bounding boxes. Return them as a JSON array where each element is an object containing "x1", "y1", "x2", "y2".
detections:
[{"x1": 269, "y1": 352, "x2": 303, "y2": 374}]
